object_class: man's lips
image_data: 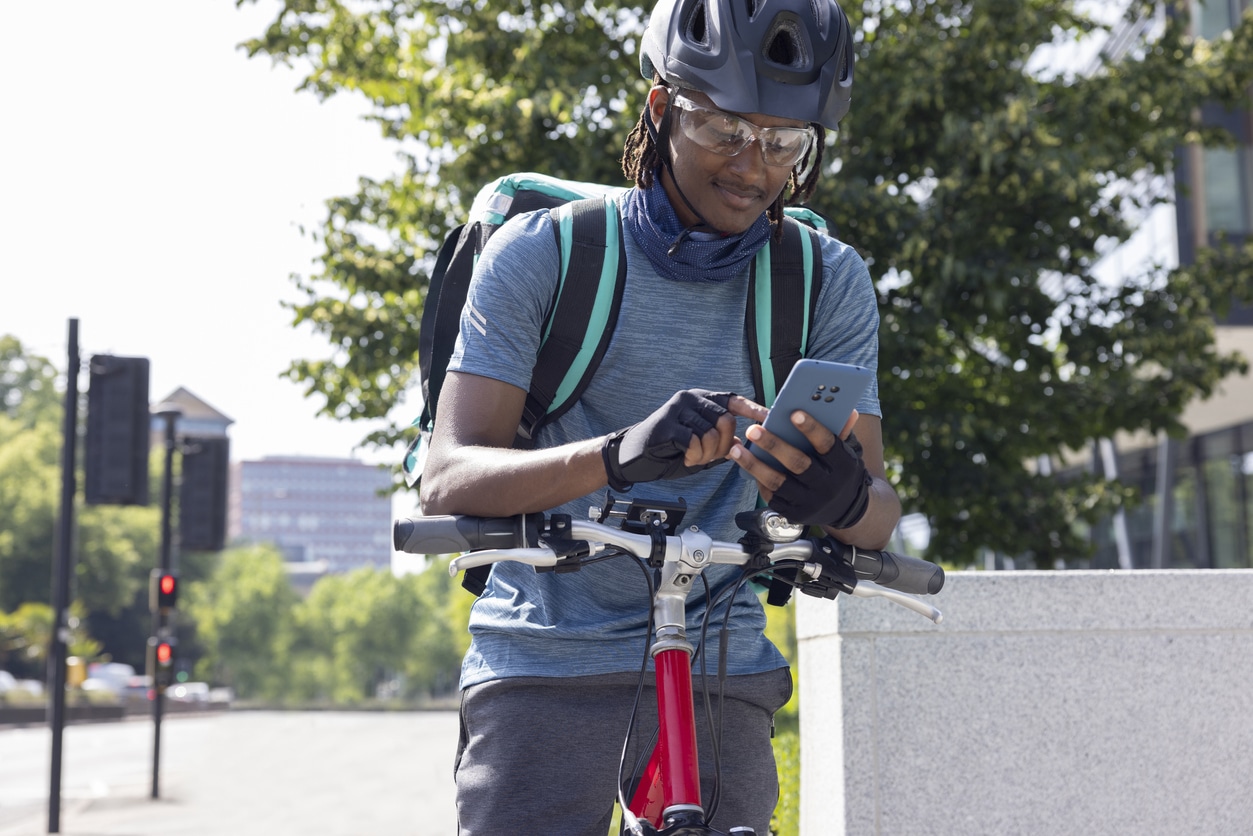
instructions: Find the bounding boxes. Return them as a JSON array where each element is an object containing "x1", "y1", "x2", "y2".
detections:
[{"x1": 714, "y1": 180, "x2": 765, "y2": 206}]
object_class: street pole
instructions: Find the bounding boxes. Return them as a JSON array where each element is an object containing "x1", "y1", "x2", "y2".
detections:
[
  {"x1": 48, "y1": 319, "x2": 79, "y2": 834},
  {"x1": 150, "y1": 404, "x2": 181, "y2": 800}
]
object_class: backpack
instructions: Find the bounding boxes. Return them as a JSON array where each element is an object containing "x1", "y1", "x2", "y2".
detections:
[{"x1": 403, "y1": 172, "x2": 826, "y2": 593}]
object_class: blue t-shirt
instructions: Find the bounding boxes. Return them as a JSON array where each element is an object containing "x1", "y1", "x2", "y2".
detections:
[{"x1": 448, "y1": 196, "x2": 881, "y2": 688}]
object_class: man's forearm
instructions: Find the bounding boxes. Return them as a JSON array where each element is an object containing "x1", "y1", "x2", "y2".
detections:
[{"x1": 420, "y1": 437, "x2": 608, "y2": 517}]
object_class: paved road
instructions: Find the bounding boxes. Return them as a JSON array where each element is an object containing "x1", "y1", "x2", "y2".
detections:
[{"x1": 0, "y1": 710, "x2": 459, "y2": 836}]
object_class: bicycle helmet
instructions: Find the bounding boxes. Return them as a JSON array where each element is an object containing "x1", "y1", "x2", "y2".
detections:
[{"x1": 640, "y1": 0, "x2": 855, "y2": 130}]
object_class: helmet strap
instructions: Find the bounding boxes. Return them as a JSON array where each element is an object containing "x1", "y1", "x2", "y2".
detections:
[{"x1": 645, "y1": 89, "x2": 721, "y2": 251}]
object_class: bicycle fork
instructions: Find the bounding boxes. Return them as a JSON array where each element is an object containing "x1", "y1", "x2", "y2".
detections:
[{"x1": 624, "y1": 527, "x2": 756, "y2": 836}]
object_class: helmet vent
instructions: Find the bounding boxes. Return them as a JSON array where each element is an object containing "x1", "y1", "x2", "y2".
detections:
[
  {"x1": 684, "y1": 0, "x2": 711, "y2": 46},
  {"x1": 763, "y1": 18, "x2": 810, "y2": 69}
]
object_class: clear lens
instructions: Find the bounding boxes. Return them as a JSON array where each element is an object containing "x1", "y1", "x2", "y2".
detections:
[{"x1": 672, "y1": 95, "x2": 813, "y2": 167}]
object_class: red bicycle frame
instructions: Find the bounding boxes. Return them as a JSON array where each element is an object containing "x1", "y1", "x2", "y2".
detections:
[
  {"x1": 628, "y1": 648, "x2": 702, "y2": 825},
  {"x1": 622, "y1": 524, "x2": 737, "y2": 835}
]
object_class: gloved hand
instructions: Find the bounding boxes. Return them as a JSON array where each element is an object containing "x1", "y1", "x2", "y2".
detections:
[
  {"x1": 767, "y1": 431, "x2": 872, "y2": 529},
  {"x1": 602, "y1": 389, "x2": 733, "y2": 491}
]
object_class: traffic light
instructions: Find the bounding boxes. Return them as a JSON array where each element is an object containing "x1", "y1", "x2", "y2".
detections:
[
  {"x1": 85, "y1": 355, "x2": 151, "y2": 506},
  {"x1": 148, "y1": 636, "x2": 177, "y2": 689},
  {"x1": 150, "y1": 570, "x2": 178, "y2": 613},
  {"x1": 180, "y1": 436, "x2": 230, "y2": 551}
]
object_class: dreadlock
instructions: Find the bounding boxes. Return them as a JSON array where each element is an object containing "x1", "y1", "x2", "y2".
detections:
[{"x1": 620, "y1": 90, "x2": 828, "y2": 242}]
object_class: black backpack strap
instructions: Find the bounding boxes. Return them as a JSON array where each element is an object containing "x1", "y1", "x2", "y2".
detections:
[
  {"x1": 516, "y1": 196, "x2": 626, "y2": 447},
  {"x1": 746, "y1": 216, "x2": 824, "y2": 406},
  {"x1": 463, "y1": 197, "x2": 625, "y2": 596},
  {"x1": 417, "y1": 221, "x2": 475, "y2": 432},
  {"x1": 418, "y1": 188, "x2": 578, "y2": 436}
]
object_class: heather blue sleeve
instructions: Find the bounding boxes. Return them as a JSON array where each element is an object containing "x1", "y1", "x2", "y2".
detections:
[
  {"x1": 808, "y1": 235, "x2": 882, "y2": 418},
  {"x1": 447, "y1": 210, "x2": 559, "y2": 391}
]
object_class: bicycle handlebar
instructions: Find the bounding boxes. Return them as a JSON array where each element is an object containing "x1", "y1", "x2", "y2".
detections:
[
  {"x1": 393, "y1": 504, "x2": 944, "y2": 622},
  {"x1": 393, "y1": 513, "x2": 545, "y2": 555}
]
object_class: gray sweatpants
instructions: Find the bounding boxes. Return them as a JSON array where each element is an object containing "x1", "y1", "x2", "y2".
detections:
[{"x1": 454, "y1": 668, "x2": 792, "y2": 836}]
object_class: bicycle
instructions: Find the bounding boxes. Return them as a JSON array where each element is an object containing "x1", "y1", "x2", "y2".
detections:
[{"x1": 393, "y1": 496, "x2": 945, "y2": 836}]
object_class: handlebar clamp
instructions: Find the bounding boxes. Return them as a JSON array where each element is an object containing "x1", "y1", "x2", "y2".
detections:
[
  {"x1": 536, "y1": 514, "x2": 591, "y2": 574},
  {"x1": 800, "y1": 541, "x2": 859, "y2": 600}
]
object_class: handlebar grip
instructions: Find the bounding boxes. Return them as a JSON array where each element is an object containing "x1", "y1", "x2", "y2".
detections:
[
  {"x1": 849, "y1": 549, "x2": 945, "y2": 595},
  {"x1": 392, "y1": 514, "x2": 539, "y2": 555}
]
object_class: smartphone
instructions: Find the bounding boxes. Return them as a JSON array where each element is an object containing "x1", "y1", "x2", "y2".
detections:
[{"x1": 745, "y1": 359, "x2": 874, "y2": 472}]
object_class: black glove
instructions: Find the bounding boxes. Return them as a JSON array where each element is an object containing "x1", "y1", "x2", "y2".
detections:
[
  {"x1": 602, "y1": 389, "x2": 733, "y2": 491},
  {"x1": 767, "y1": 431, "x2": 872, "y2": 529}
]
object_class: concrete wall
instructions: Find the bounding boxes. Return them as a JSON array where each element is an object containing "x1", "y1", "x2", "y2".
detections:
[{"x1": 796, "y1": 569, "x2": 1253, "y2": 835}]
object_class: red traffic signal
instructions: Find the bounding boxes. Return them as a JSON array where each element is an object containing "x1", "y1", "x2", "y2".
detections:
[
  {"x1": 147, "y1": 636, "x2": 177, "y2": 689},
  {"x1": 150, "y1": 570, "x2": 178, "y2": 612}
]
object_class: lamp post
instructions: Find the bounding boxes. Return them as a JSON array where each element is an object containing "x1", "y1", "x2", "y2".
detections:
[{"x1": 150, "y1": 402, "x2": 182, "y2": 799}]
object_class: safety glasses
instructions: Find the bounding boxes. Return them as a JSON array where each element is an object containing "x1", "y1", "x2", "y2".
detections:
[{"x1": 669, "y1": 92, "x2": 815, "y2": 168}]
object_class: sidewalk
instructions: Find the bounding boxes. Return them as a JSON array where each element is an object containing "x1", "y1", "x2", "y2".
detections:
[{"x1": 0, "y1": 710, "x2": 459, "y2": 836}]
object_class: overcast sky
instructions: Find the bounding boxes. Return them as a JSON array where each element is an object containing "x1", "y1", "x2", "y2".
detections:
[{"x1": 1, "y1": 0, "x2": 408, "y2": 467}]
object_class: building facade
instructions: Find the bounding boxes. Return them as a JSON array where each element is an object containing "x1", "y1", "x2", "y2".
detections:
[
  {"x1": 227, "y1": 456, "x2": 394, "y2": 573},
  {"x1": 1057, "y1": 1, "x2": 1253, "y2": 571}
]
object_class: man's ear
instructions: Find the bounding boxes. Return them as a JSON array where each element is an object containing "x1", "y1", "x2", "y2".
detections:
[{"x1": 647, "y1": 85, "x2": 670, "y2": 130}]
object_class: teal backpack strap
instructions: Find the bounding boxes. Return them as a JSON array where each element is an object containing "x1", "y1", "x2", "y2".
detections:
[
  {"x1": 749, "y1": 215, "x2": 824, "y2": 606},
  {"x1": 747, "y1": 216, "x2": 824, "y2": 406},
  {"x1": 515, "y1": 196, "x2": 626, "y2": 447}
]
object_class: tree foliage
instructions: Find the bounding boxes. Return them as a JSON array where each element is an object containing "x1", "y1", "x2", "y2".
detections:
[
  {"x1": 0, "y1": 337, "x2": 470, "y2": 700},
  {"x1": 188, "y1": 547, "x2": 466, "y2": 703},
  {"x1": 239, "y1": 0, "x2": 1253, "y2": 564},
  {"x1": 186, "y1": 544, "x2": 300, "y2": 698},
  {"x1": 0, "y1": 338, "x2": 160, "y2": 628}
]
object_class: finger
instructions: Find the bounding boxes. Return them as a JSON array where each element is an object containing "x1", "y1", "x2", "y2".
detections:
[
  {"x1": 684, "y1": 434, "x2": 703, "y2": 467},
  {"x1": 695, "y1": 418, "x2": 736, "y2": 463},
  {"x1": 790, "y1": 409, "x2": 837, "y2": 456},
  {"x1": 745, "y1": 421, "x2": 811, "y2": 475},
  {"x1": 726, "y1": 394, "x2": 768, "y2": 423},
  {"x1": 712, "y1": 413, "x2": 738, "y2": 457},
  {"x1": 839, "y1": 409, "x2": 860, "y2": 440},
  {"x1": 729, "y1": 439, "x2": 787, "y2": 493},
  {"x1": 686, "y1": 431, "x2": 731, "y2": 471}
]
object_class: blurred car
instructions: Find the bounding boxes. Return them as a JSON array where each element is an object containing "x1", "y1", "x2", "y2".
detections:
[
  {"x1": 122, "y1": 675, "x2": 154, "y2": 705},
  {"x1": 167, "y1": 682, "x2": 210, "y2": 703},
  {"x1": 208, "y1": 686, "x2": 235, "y2": 705},
  {"x1": 83, "y1": 662, "x2": 136, "y2": 695},
  {"x1": 0, "y1": 670, "x2": 16, "y2": 694}
]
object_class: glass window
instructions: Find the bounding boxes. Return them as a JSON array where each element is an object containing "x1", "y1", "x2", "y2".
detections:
[
  {"x1": 1191, "y1": 0, "x2": 1236, "y2": 40},
  {"x1": 1202, "y1": 146, "x2": 1249, "y2": 234},
  {"x1": 1203, "y1": 456, "x2": 1242, "y2": 568},
  {"x1": 1170, "y1": 464, "x2": 1203, "y2": 568},
  {"x1": 1243, "y1": 450, "x2": 1253, "y2": 569}
]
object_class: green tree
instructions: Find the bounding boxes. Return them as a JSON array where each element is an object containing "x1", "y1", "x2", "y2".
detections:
[
  {"x1": 292, "y1": 567, "x2": 425, "y2": 702},
  {"x1": 285, "y1": 564, "x2": 464, "y2": 702},
  {"x1": 186, "y1": 544, "x2": 299, "y2": 699},
  {"x1": 0, "y1": 414, "x2": 60, "y2": 611},
  {"x1": 0, "y1": 338, "x2": 161, "y2": 671},
  {"x1": 409, "y1": 556, "x2": 469, "y2": 697},
  {"x1": 0, "y1": 602, "x2": 100, "y2": 681},
  {"x1": 238, "y1": 0, "x2": 1253, "y2": 564}
]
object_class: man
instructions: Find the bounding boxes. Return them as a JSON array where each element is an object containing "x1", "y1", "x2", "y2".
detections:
[{"x1": 420, "y1": 0, "x2": 901, "y2": 831}]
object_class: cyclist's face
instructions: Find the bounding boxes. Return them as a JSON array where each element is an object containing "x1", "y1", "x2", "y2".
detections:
[{"x1": 648, "y1": 86, "x2": 801, "y2": 234}]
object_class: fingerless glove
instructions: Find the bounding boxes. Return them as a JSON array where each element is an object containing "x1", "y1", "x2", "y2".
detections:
[
  {"x1": 767, "y1": 431, "x2": 872, "y2": 529},
  {"x1": 602, "y1": 389, "x2": 733, "y2": 491}
]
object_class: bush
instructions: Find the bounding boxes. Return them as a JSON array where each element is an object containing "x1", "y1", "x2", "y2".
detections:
[{"x1": 771, "y1": 712, "x2": 800, "y2": 836}]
